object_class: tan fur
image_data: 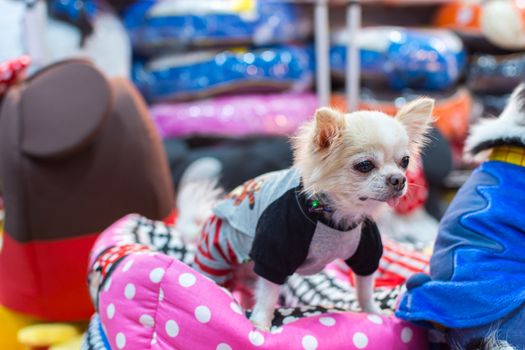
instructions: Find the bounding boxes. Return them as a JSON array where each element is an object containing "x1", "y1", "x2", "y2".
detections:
[
  {"x1": 395, "y1": 98, "x2": 435, "y2": 154},
  {"x1": 313, "y1": 107, "x2": 346, "y2": 151}
]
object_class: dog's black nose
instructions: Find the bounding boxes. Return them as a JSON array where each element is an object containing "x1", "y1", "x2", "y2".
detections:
[{"x1": 387, "y1": 174, "x2": 406, "y2": 191}]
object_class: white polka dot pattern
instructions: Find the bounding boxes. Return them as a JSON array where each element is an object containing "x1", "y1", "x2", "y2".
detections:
[
  {"x1": 116, "y1": 332, "x2": 126, "y2": 349},
  {"x1": 302, "y1": 335, "x2": 318, "y2": 350},
  {"x1": 401, "y1": 327, "x2": 413, "y2": 343},
  {"x1": 353, "y1": 332, "x2": 368, "y2": 349},
  {"x1": 367, "y1": 315, "x2": 383, "y2": 325},
  {"x1": 124, "y1": 283, "x2": 135, "y2": 300},
  {"x1": 179, "y1": 273, "x2": 197, "y2": 287},
  {"x1": 150, "y1": 268, "x2": 165, "y2": 283},
  {"x1": 140, "y1": 315, "x2": 154, "y2": 328},
  {"x1": 107, "y1": 304, "x2": 115, "y2": 320},
  {"x1": 165, "y1": 320, "x2": 179, "y2": 338},
  {"x1": 319, "y1": 317, "x2": 336, "y2": 327},
  {"x1": 248, "y1": 330, "x2": 265, "y2": 346},
  {"x1": 195, "y1": 305, "x2": 212, "y2": 323}
]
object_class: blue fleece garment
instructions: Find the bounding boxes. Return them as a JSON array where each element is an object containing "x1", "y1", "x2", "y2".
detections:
[
  {"x1": 396, "y1": 160, "x2": 525, "y2": 328},
  {"x1": 448, "y1": 306, "x2": 525, "y2": 348}
]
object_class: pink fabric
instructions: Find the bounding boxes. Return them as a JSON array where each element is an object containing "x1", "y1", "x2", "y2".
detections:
[
  {"x1": 150, "y1": 93, "x2": 319, "y2": 139},
  {"x1": 93, "y1": 215, "x2": 428, "y2": 350},
  {"x1": 394, "y1": 163, "x2": 429, "y2": 215}
]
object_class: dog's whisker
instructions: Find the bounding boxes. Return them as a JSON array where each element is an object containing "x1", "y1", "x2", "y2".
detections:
[{"x1": 407, "y1": 182, "x2": 426, "y2": 189}]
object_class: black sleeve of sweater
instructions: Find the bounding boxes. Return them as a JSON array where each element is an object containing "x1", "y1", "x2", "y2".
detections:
[
  {"x1": 345, "y1": 218, "x2": 383, "y2": 276},
  {"x1": 249, "y1": 188, "x2": 316, "y2": 285}
]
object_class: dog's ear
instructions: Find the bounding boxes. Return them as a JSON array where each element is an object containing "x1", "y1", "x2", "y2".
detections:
[
  {"x1": 395, "y1": 98, "x2": 434, "y2": 149},
  {"x1": 313, "y1": 107, "x2": 345, "y2": 150},
  {"x1": 20, "y1": 59, "x2": 111, "y2": 158}
]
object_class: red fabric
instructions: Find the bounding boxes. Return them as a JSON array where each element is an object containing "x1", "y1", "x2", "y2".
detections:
[
  {"x1": 376, "y1": 239, "x2": 430, "y2": 288},
  {"x1": 0, "y1": 232, "x2": 98, "y2": 321},
  {"x1": 0, "y1": 56, "x2": 30, "y2": 95},
  {"x1": 0, "y1": 211, "x2": 176, "y2": 321},
  {"x1": 92, "y1": 243, "x2": 150, "y2": 282},
  {"x1": 195, "y1": 216, "x2": 234, "y2": 278},
  {"x1": 345, "y1": 238, "x2": 430, "y2": 288},
  {"x1": 163, "y1": 210, "x2": 177, "y2": 225},
  {"x1": 394, "y1": 164, "x2": 428, "y2": 215}
]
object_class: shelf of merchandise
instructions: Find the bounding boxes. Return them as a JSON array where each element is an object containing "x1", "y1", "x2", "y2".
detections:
[
  {"x1": 296, "y1": 0, "x2": 456, "y2": 110},
  {"x1": 23, "y1": 0, "x2": 456, "y2": 110}
]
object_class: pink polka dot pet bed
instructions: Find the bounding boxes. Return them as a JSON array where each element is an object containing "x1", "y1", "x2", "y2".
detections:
[{"x1": 85, "y1": 214, "x2": 427, "y2": 350}]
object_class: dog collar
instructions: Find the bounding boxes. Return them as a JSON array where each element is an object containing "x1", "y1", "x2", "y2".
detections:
[
  {"x1": 308, "y1": 193, "x2": 333, "y2": 215},
  {"x1": 489, "y1": 146, "x2": 525, "y2": 167},
  {"x1": 307, "y1": 193, "x2": 363, "y2": 231},
  {"x1": 296, "y1": 181, "x2": 363, "y2": 231}
]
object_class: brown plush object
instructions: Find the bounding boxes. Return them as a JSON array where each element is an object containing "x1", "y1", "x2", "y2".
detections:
[{"x1": 0, "y1": 59, "x2": 174, "y2": 320}]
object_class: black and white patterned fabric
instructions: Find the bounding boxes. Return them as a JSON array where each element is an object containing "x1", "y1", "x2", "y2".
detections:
[
  {"x1": 281, "y1": 271, "x2": 404, "y2": 312},
  {"x1": 123, "y1": 215, "x2": 196, "y2": 264},
  {"x1": 87, "y1": 215, "x2": 196, "y2": 306},
  {"x1": 82, "y1": 314, "x2": 108, "y2": 350},
  {"x1": 244, "y1": 305, "x2": 336, "y2": 332}
]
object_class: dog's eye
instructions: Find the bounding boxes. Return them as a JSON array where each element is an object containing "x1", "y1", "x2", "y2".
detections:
[
  {"x1": 354, "y1": 160, "x2": 375, "y2": 173},
  {"x1": 401, "y1": 156, "x2": 410, "y2": 169}
]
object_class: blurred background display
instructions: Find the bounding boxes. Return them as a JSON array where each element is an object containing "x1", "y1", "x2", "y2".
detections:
[{"x1": 2, "y1": 1, "x2": 525, "y2": 349}]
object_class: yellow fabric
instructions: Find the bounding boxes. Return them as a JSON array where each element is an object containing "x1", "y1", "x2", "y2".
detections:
[
  {"x1": 233, "y1": 0, "x2": 255, "y2": 13},
  {"x1": 18, "y1": 323, "x2": 80, "y2": 347},
  {"x1": 489, "y1": 146, "x2": 525, "y2": 167},
  {"x1": 50, "y1": 335, "x2": 83, "y2": 350},
  {"x1": 0, "y1": 306, "x2": 41, "y2": 350}
]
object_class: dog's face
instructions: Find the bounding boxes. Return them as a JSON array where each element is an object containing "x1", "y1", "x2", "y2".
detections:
[
  {"x1": 293, "y1": 98, "x2": 434, "y2": 219},
  {"x1": 465, "y1": 83, "x2": 525, "y2": 159}
]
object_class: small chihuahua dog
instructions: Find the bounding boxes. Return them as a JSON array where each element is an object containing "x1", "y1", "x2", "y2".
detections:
[{"x1": 193, "y1": 98, "x2": 434, "y2": 330}]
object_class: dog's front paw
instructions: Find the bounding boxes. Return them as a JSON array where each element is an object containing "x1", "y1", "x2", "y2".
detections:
[
  {"x1": 249, "y1": 313, "x2": 272, "y2": 332},
  {"x1": 361, "y1": 302, "x2": 383, "y2": 315}
]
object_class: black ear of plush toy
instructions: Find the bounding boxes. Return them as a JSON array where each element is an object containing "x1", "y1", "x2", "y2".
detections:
[
  {"x1": 421, "y1": 127, "x2": 453, "y2": 219},
  {"x1": 165, "y1": 136, "x2": 294, "y2": 193}
]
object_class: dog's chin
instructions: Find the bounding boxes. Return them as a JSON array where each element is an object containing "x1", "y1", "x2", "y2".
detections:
[{"x1": 358, "y1": 192, "x2": 405, "y2": 208}]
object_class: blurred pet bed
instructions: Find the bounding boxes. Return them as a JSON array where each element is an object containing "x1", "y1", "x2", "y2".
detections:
[
  {"x1": 150, "y1": 88, "x2": 470, "y2": 143},
  {"x1": 467, "y1": 52, "x2": 525, "y2": 95},
  {"x1": 330, "y1": 27, "x2": 466, "y2": 91},
  {"x1": 133, "y1": 46, "x2": 314, "y2": 102},
  {"x1": 123, "y1": 0, "x2": 310, "y2": 54},
  {"x1": 84, "y1": 214, "x2": 430, "y2": 350},
  {"x1": 150, "y1": 93, "x2": 318, "y2": 139}
]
